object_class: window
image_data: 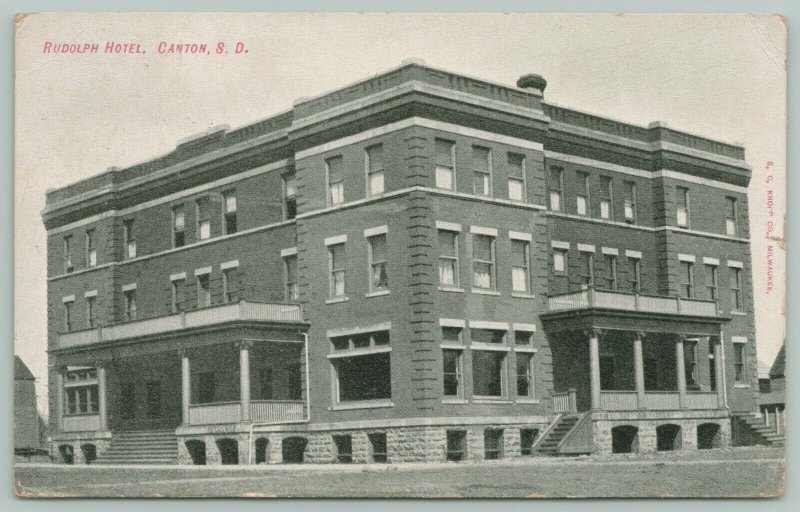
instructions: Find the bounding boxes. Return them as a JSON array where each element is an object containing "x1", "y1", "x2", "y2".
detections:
[
  {"x1": 484, "y1": 429, "x2": 504, "y2": 460},
  {"x1": 283, "y1": 173, "x2": 297, "y2": 220},
  {"x1": 197, "y1": 273, "x2": 211, "y2": 308},
  {"x1": 472, "y1": 234, "x2": 496, "y2": 289},
  {"x1": 368, "y1": 433, "x2": 388, "y2": 463},
  {"x1": 733, "y1": 342, "x2": 746, "y2": 384},
  {"x1": 580, "y1": 251, "x2": 594, "y2": 288},
  {"x1": 520, "y1": 428, "x2": 538, "y2": 456},
  {"x1": 63, "y1": 300, "x2": 73, "y2": 332},
  {"x1": 676, "y1": 186, "x2": 690, "y2": 227},
  {"x1": 196, "y1": 198, "x2": 211, "y2": 240},
  {"x1": 165, "y1": 206, "x2": 184, "y2": 250},
  {"x1": 730, "y1": 267, "x2": 743, "y2": 311},
  {"x1": 507, "y1": 153, "x2": 526, "y2": 201},
  {"x1": 222, "y1": 267, "x2": 237, "y2": 303},
  {"x1": 576, "y1": 171, "x2": 589, "y2": 215},
  {"x1": 86, "y1": 296, "x2": 97, "y2": 328},
  {"x1": 124, "y1": 290, "x2": 137, "y2": 321},
  {"x1": 438, "y1": 230, "x2": 459, "y2": 287},
  {"x1": 63, "y1": 235, "x2": 74, "y2": 273},
  {"x1": 284, "y1": 255, "x2": 299, "y2": 301},
  {"x1": 709, "y1": 344, "x2": 717, "y2": 391},
  {"x1": 549, "y1": 167, "x2": 563, "y2": 211},
  {"x1": 553, "y1": 249, "x2": 567, "y2": 273},
  {"x1": 472, "y1": 350, "x2": 505, "y2": 397},
  {"x1": 334, "y1": 352, "x2": 392, "y2": 402},
  {"x1": 435, "y1": 139, "x2": 455, "y2": 190},
  {"x1": 472, "y1": 328, "x2": 505, "y2": 344},
  {"x1": 368, "y1": 234, "x2": 389, "y2": 292},
  {"x1": 85, "y1": 229, "x2": 97, "y2": 267},
  {"x1": 327, "y1": 156, "x2": 344, "y2": 205},
  {"x1": 511, "y1": 239, "x2": 530, "y2": 293},
  {"x1": 123, "y1": 220, "x2": 136, "y2": 258},
  {"x1": 446, "y1": 430, "x2": 467, "y2": 461},
  {"x1": 198, "y1": 372, "x2": 215, "y2": 403},
  {"x1": 328, "y1": 243, "x2": 346, "y2": 298},
  {"x1": 64, "y1": 369, "x2": 98, "y2": 415},
  {"x1": 624, "y1": 181, "x2": 637, "y2": 223},
  {"x1": 705, "y1": 264, "x2": 718, "y2": 300},
  {"x1": 442, "y1": 326, "x2": 463, "y2": 344},
  {"x1": 472, "y1": 146, "x2": 492, "y2": 196},
  {"x1": 516, "y1": 353, "x2": 534, "y2": 398},
  {"x1": 514, "y1": 330, "x2": 533, "y2": 345},
  {"x1": 680, "y1": 261, "x2": 694, "y2": 299},
  {"x1": 684, "y1": 340, "x2": 698, "y2": 388},
  {"x1": 366, "y1": 144, "x2": 385, "y2": 196},
  {"x1": 333, "y1": 435, "x2": 353, "y2": 463},
  {"x1": 725, "y1": 197, "x2": 738, "y2": 236},
  {"x1": 604, "y1": 254, "x2": 617, "y2": 291},
  {"x1": 629, "y1": 257, "x2": 641, "y2": 293},
  {"x1": 599, "y1": 176, "x2": 613, "y2": 220},
  {"x1": 259, "y1": 367, "x2": 274, "y2": 399},
  {"x1": 223, "y1": 191, "x2": 237, "y2": 235},
  {"x1": 442, "y1": 349, "x2": 463, "y2": 398},
  {"x1": 171, "y1": 278, "x2": 184, "y2": 313}
]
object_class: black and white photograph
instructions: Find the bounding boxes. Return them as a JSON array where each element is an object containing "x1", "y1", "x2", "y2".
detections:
[{"x1": 13, "y1": 11, "x2": 786, "y2": 498}]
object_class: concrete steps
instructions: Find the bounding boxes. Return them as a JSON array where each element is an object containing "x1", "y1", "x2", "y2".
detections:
[
  {"x1": 96, "y1": 430, "x2": 179, "y2": 465},
  {"x1": 732, "y1": 413, "x2": 785, "y2": 447},
  {"x1": 536, "y1": 414, "x2": 581, "y2": 455}
]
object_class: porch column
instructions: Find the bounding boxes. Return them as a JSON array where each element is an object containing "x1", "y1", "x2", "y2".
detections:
[
  {"x1": 633, "y1": 332, "x2": 646, "y2": 409},
  {"x1": 55, "y1": 366, "x2": 65, "y2": 432},
  {"x1": 713, "y1": 340, "x2": 725, "y2": 407},
  {"x1": 97, "y1": 363, "x2": 108, "y2": 431},
  {"x1": 181, "y1": 350, "x2": 191, "y2": 425},
  {"x1": 238, "y1": 341, "x2": 252, "y2": 422},
  {"x1": 675, "y1": 335, "x2": 688, "y2": 409},
  {"x1": 589, "y1": 329, "x2": 602, "y2": 410}
]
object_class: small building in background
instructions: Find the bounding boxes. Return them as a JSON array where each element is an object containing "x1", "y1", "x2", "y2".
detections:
[
  {"x1": 15, "y1": 356, "x2": 43, "y2": 456},
  {"x1": 758, "y1": 344, "x2": 785, "y2": 434}
]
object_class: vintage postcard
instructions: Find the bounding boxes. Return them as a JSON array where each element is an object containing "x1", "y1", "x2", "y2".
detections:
[{"x1": 14, "y1": 12, "x2": 786, "y2": 498}]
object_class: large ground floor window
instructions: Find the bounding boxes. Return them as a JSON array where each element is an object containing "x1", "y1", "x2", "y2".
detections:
[
  {"x1": 64, "y1": 368, "x2": 99, "y2": 415},
  {"x1": 472, "y1": 351, "x2": 505, "y2": 397},
  {"x1": 334, "y1": 352, "x2": 392, "y2": 402}
]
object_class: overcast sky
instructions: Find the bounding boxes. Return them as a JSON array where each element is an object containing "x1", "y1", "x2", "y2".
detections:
[{"x1": 15, "y1": 13, "x2": 786, "y2": 415}]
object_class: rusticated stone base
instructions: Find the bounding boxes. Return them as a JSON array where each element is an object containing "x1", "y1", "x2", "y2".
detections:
[
  {"x1": 50, "y1": 431, "x2": 111, "y2": 464},
  {"x1": 591, "y1": 415, "x2": 731, "y2": 455}
]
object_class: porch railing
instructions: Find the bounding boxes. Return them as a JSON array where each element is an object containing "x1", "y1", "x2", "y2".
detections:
[
  {"x1": 600, "y1": 391, "x2": 638, "y2": 411},
  {"x1": 683, "y1": 392, "x2": 721, "y2": 410},
  {"x1": 598, "y1": 391, "x2": 719, "y2": 411},
  {"x1": 552, "y1": 389, "x2": 578, "y2": 414},
  {"x1": 62, "y1": 414, "x2": 101, "y2": 432},
  {"x1": 643, "y1": 392, "x2": 682, "y2": 410},
  {"x1": 188, "y1": 400, "x2": 306, "y2": 425},
  {"x1": 59, "y1": 300, "x2": 304, "y2": 349},
  {"x1": 547, "y1": 288, "x2": 718, "y2": 317}
]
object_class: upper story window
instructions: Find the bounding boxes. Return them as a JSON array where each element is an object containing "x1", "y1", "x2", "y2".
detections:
[
  {"x1": 85, "y1": 229, "x2": 97, "y2": 267},
  {"x1": 368, "y1": 233, "x2": 389, "y2": 293},
  {"x1": 628, "y1": 256, "x2": 641, "y2": 292},
  {"x1": 624, "y1": 181, "x2": 637, "y2": 224},
  {"x1": 725, "y1": 197, "x2": 738, "y2": 236},
  {"x1": 604, "y1": 254, "x2": 618, "y2": 291},
  {"x1": 326, "y1": 156, "x2": 344, "y2": 205},
  {"x1": 86, "y1": 295, "x2": 97, "y2": 328},
  {"x1": 438, "y1": 229, "x2": 460, "y2": 287},
  {"x1": 172, "y1": 205, "x2": 185, "y2": 248},
  {"x1": 511, "y1": 238, "x2": 531, "y2": 294},
  {"x1": 223, "y1": 191, "x2": 237, "y2": 235},
  {"x1": 123, "y1": 220, "x2": 136, "y2": 259},
  {"x1": 507, "y1": 153, "x2": 526, "y2": 202},
  {"x1": 435, "y1": 139, "x2": 455, "y2": 190},
  {"x1": 197, "y1": 272, "x2": 211, "y2": 308},
  {"x1": 680, "y1": 261, "x2": 694, "y2": 298},
  {"x1": 63, "y1": 235, "x2": 74, "y2": 273},
  {"x1": 599, "y1": 176, "x2": 613, "y2": 220},
  {"x1": 705, "y1": 263, "x2": 719, "y2": 300},
  {"x1": 579, "y1": 251, "x2": 594, "y2": 288},
  {"x1": 124, "y1": 289, "x2": 137, "y2": 321},
  {"x1": 63, "y1": 298, "x2": 74, "y2": 332},
  {"x1": 576, "y1": 171, "x2": 589, "y2": 215},
  {"x1": 676, "y1": 186, "x2": 690, "y2": 227},
  {"x1": 366, "y1": 144, "x2": 385, "y2": 197},
  {"x1": 472, "y1": 234, "x2": 496, "y2": 290},
  {"x1": 730, "y1": 266, "x2": 743, "y2": 311},
  {"x1": 284, "y1": 254, "x2": 299, "y2": 302},
  {"x1": 472, "y1": 146, "x2": 492, "y2": 197},
  {"x1": 553, "y1": 248, "x2": 567, "y2": 274},
  {"x1": 328, "y1": 242, "x2": 346, "y2": 298},
  {"x1": 548, "y1": 167, "x2": 563, "y2": 211},
  {"x1": 171, "y1": 277, "x2": 184, "y2": 313},
  {"x1": 221, "y1": 265, "x2": 238, "y2": 303},
  {"x1": 283, "y1": 173, "x2": 297, "y2": 220},
  {"x1": 196, "y1": 198, "x2": 211, "y2": 240}
]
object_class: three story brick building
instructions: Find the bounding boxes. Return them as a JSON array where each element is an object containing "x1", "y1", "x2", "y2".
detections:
[{"x1": 44, "y1": 60, "x2": 757, "y2": 464}]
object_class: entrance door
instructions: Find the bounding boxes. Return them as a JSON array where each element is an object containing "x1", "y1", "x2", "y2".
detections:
[{"x1": 146, "y1": 380, "x2": 162, "y2": 420}]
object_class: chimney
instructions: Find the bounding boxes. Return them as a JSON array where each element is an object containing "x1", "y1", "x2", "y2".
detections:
[{"x1": 516, "y1": 73, "x2": 547, "y2": 96}]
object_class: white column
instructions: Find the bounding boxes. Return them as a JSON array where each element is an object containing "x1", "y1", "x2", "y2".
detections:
[
  {"x1": 633, "y1": 332, "x2": 646, "y2": 409},
  {"x1": 589, "y1": 330, "x2": 602, "y2": 410},
  {"x1": 97, "y1": 364, "x2": 108, "y2": 430},
  {"x1": 181, "y1": 351, "x2": 191, "y2": 425},
  {"x1": 239, "y1": 341, "x2": 251, "y2": 422},
  {"x1": 676, "y1": 336, "x2": 687, "y2": 409},
  {"x1": 55, "y1": 367, "x2": 65, "y2": 432},
  {"x1": 713, "y1": 341, "x2": 725, "y2": 407}
]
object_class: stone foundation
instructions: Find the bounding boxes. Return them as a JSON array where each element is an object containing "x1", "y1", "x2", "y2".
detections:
[
  {"x1": 591, "y1": 415, "x2": 731, "y2": 455},
  {"x1": 51, "y1": 432, "x2": 111, "y2": 464}
]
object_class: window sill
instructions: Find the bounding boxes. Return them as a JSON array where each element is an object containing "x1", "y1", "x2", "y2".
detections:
[
  {"x1": 472, "y1": 398, "x2": 512, "y2": 404},
  {"x1": 515, "y1": 399, "x2": 540, "y2": 405},
  {"x1": 730, "y1": 311, "x2": 747, "y2": 316},
  {"x1": 365, "y1": 290, "x2": 390, "y2": 298},
  {"x1": 442, "y1": 398, "x2": 469, "y2": 405},
  {"x1": 62, "y1": 412, "x2": 100, "y2": 418},
  {"x1": 734, "y1": 384, "x2": 751, "y2": 389},
  {"x1": 330, "y1": 400, "x2": 393, "y2": 411},
  {"x1": 513, "y1": 346, "x2": 538, "y2": 353},
  {"x1": 325, "y1": 296, "x2": 349, "y2": 305},
  {"x1": 511, "y1": 292, "x2": 536, "y2": 299},
  {"x1": 471, "y1": 288, "x2": 501, "y2": 296},
  {"x1": 438, "y1": 286, "x2": 464, "y2": 293}
]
